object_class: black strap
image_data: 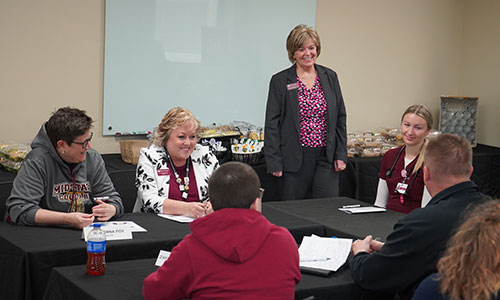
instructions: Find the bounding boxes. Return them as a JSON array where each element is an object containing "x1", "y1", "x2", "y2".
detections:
[{"x1": 386, "y1": 145, "x2": 406, "y2": 178}]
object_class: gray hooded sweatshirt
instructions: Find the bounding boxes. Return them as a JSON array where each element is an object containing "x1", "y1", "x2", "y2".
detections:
[{"x1": 6, "y1": 123, "x2": 124, "y2": 225}]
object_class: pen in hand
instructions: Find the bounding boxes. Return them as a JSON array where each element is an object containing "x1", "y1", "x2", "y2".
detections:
[{"x1": 93, "y1": 196, "x2": 110, "y2": 204}]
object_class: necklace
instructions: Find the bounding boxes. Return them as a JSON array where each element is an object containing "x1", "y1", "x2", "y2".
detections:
[{"x1": 165, "y1": 149, "x2": 191, "y2": 201}]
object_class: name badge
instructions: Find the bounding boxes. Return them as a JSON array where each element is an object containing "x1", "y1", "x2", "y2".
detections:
[
  {"x1": 395, "y1": 182, "x2": 408, "y2": 194},
  {"x1": 155, "y1": 250, "x2": 171, "y2": 266},
  {"x1": 287, "y1": 82, "x2": 299, "y2": 90},
  {"x1": 157, "y1": 168, "x2": 170, "y2": 176},
  {"x1": 82, "y1": 224, "x2": 133, "y2": 241}
]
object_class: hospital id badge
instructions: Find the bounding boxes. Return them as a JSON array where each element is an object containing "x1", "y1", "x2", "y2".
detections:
[{"x1": 395, "y1": 182, "x2": 408, "y2": 195}]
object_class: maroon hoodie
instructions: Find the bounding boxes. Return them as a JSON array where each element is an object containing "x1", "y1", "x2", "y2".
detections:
[{"x1": 143, "y1": 208, "x2": 301, "y2": 300}]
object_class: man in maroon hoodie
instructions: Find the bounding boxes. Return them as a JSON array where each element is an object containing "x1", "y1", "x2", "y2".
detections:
[{"x1": 143, "y1": 161, "x2": 301, "y2": 300}]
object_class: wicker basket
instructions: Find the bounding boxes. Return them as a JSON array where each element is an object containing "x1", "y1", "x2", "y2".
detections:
[
  {"x1": 119, "y1": 140, "x2": 149, "y2": 164},
  {"x1": 231, "y1": 152, "x2": 263, "y2": 165}
]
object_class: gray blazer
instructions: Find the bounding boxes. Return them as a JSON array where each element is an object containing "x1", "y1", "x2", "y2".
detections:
[{"x1": 264, "y1": 64, "x2": 347, "y2": 173}]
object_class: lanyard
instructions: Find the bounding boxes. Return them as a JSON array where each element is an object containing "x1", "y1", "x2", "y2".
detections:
[
  {"x1": 165, "y1": 149, "x2": 191, "y2": 201},
  {"x1": 386, "y1": 145, "x2": 406, "y2": 178},
  {"x1": 397, "y1": 165, "x2": 420, "y2": 205},
  {"x1": 67, "y1": 169, "x2": 78, "y2": 212}
]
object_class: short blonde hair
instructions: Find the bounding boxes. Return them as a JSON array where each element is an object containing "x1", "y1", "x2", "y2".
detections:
[
  {"x1": 424, "y1": 133, "x2": 472, "y2": 181},
  {"x1": 286, "y1": 24, "x2": 321, "y2": 63},
  {"x1": 153, "y1": 107, "x2": 201, "y2": 147}
]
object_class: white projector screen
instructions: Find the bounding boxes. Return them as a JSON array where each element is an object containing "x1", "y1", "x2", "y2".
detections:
[{"x1": 103, "y1": 0, "x2": 316, "y2": 135}]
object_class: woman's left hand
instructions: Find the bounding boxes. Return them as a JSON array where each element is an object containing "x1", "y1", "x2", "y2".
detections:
[
  {"x1": 334, "y1": 160, "x2": 346, "y2": 172},
  {"x1": 92, "y1": 199, "x2": 117, "y2": 221},
  {"x1": 203, "y1": 201, "x2": 214, "y2": 215}
]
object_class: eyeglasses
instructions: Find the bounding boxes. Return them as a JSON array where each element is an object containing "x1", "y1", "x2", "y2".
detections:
[{"x1": 72, "y1": 132, "x2": 93, "y2": 149}]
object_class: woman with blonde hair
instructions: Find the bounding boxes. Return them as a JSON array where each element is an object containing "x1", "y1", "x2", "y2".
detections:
[
  {"x1": 413, "y1": 199, "x2": 500, "y2": 300},
  {"x1": 264, "y1": 24, "x2": 347, "y2": 200},
  {"x1": 133, "y1": 107, "x2": 219, "y2": 218},
  {"x1": 374, "y1": 104, "x2": 433, "y2": 214}
]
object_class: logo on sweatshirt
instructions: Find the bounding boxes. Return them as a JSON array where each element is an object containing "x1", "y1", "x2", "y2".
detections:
[{"x1": 52, "y1": 182, "x2": 91, "y2": 211}]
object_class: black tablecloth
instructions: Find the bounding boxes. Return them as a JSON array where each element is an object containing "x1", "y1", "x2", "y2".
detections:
[
  {"x1": 0, "y1": 210, "x2": 324, "y2": 300},
  {"x1": 43, "y1": 258, "x2": 364, "y2": 300},
  {"x1": 264, "y1": 197, "x2": 405, "y2": 241},
  {"x1": 343, "y1": 143, "x2": 500, "y2": 204},
  {"x1": 3, "y1": 198, "x2": 401, "y2": 300}
]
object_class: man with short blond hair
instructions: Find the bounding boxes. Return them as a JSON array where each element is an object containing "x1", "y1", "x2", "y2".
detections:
[{"x1": 350, "y1": 134, "x2": 486, "y2": 300}]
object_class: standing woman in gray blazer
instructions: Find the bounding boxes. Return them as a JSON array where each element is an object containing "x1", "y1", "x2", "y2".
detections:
[{"x1": 264, "y1": 24, "x2": 347, "y2": 200}]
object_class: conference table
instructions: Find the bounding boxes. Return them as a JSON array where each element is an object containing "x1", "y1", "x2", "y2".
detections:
[
  {"x1": 1, "y1": 198, "x2": 405, "y2": 300},
  {"x1": 0, "y1": 206, "x2": 325, "y2": 300},
  {"x1": 265, "y1": 197, "x2": 404, "y2": 241},
  {"x1": 42, "y1": 258, "x2": 362, "y2": 300}
]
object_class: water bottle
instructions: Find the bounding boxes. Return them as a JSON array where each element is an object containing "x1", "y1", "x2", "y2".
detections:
[{"x1": 87, "y1": 223, "x2": 106, "y2": 276}]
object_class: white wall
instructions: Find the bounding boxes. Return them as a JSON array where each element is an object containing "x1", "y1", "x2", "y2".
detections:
[
  {"x1": 459, "y1": 0, "x2": 500, "y2": 147},
  {"x1": 1, "y1": 0, "x2": 498, "y2": 153},
  {"x1": 317, "y1": 0, "x2": 463, "y2": 131}
]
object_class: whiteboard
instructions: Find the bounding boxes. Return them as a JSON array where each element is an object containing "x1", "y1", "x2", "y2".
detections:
[{"x1": 103, "y1": 0, "x2": 316, "y2": 135}]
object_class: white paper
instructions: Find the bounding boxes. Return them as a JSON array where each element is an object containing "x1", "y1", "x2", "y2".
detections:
[
  {"x1": 338, "y1": 206, "x2": 386, "y2": 214},
  {"x1": 106, "y1": 221, "x2": 147, "y2": 232},
  {"x1": 157, "y1": 213, "x2": 195, "y2": 223},
  {"x1": 299, "y1": 236, "x2": 352, "y2": 271},
  {"x1": 82, "y1": 223, "x2": 133, "y2": 241},
  {"x1": 155, "y1": 250, "x2": 171, "y2": 267}
]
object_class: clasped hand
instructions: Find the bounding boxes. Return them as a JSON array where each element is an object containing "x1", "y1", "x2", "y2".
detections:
[{"x1": 351, "y1": 235, "x2": 385, "y2": 255}]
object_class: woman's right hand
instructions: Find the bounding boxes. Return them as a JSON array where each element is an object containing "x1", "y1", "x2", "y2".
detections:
[
  {"x1": 271, "y1": 171, "x2": 283, "y2": 177},
  {"x1": 162, "y1": 199, "x2": 207, "y2": 218}
]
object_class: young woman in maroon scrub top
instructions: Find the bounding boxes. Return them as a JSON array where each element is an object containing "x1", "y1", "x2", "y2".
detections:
[{"x1": 374, "y1": 105, "x2": 433, "y2": 214}]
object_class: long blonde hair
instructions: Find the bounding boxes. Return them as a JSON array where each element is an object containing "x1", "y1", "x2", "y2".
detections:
[
  {"x1": 437, "y1": 200, "x2": 500, "y2": 300},
  {"x1": 402, "y1": 105, "x2": 433, "y2": 174}
]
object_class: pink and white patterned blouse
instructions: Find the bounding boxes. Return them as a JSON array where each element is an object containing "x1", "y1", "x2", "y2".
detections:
[{"x1": 297, "y1": 75, "x2": 327, "y2": 147}]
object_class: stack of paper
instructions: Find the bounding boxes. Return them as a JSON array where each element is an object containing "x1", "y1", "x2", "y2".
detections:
[
  {"x1": 298, "y1": 235, "x2": 352, "y2": 272},
  {"x1": 338, "y1": 206, "x2": 386, "y2": 214},
  {"x1": 157, "y1": 213, "x2": 195, "y2": 223}
]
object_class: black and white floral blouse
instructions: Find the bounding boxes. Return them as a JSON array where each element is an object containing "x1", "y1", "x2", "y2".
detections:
[{"x1": 133, "y1": 144, "x2": 219, "y2": 213}]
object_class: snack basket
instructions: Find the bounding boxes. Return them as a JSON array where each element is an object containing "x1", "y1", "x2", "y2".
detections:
[
  {"x1": 119, "y1": 140, "x2": 149, "y2": 164},
  {"x1": 231, "y1": 139, "x2": 264, "y2": 165},
  {"x1": 231, "y1": 151, "x2": 263, "y2": 165}
]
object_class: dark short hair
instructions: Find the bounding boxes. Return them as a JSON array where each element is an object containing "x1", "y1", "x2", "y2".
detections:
[
  {"x1": 208, "y1": 162, "x2": 260, "y2": 211},
  {"x1": 424, "y1": 133, "x2": 472, "y2": 180},
  {"x1": 46, "y1": 107, "x2": 93, "y2": 148}
]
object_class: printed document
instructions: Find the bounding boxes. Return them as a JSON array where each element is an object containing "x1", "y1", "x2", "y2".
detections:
[{"x1": 299, "y1": 235, "x2": 352, "y2": 271}]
